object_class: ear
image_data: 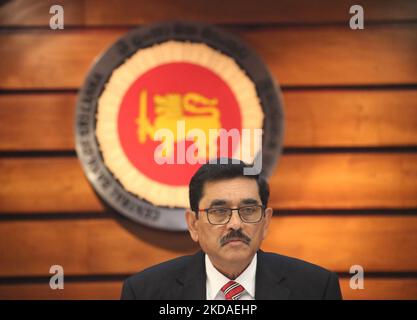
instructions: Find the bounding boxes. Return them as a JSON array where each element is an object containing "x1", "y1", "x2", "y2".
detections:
[
  {"x1": 261, "y1": 207, "x2": 273, "y2": 240},
  {"x1": 185, "y1": 209, "x2": 199, "y2": 243}
]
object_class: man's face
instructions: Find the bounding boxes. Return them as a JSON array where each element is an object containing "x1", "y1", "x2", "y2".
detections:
[{"x1": 186, "y1": 177, "x2": 273, "y2": 267}]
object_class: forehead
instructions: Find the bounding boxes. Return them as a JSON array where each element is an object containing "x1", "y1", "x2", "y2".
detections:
[{"x1": 199, "y1": 177, "x2": 260, "y2": 205}]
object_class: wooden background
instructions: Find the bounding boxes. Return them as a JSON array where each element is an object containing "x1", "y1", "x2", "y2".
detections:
[{"x1": 0, "y1": 0, "x2": 417, "y2": 299}]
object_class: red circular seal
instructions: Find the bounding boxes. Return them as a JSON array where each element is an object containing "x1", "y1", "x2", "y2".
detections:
[
  {"x1": 117, "y1": 62, "x2": 242, "y2": 186},
  {"x1": 76, "y1": 23, "x2": 284, "y2": 230}
]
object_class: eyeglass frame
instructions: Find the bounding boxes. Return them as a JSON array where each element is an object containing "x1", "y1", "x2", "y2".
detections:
[{"x1": 197, "y1": 204, "x2": 266, "y2": 225}]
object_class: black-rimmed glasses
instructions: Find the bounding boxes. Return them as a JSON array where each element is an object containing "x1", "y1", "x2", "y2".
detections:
[{"x1": 198, "y1": 205, "x2": 265, "y2": 225}]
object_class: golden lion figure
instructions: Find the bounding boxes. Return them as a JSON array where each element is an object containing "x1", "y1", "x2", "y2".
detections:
[{"x1": 136, "y1": 90, "x2": 221, "y2": 159}]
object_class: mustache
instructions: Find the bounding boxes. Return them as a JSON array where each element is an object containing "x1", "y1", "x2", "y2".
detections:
[{"x1": 220, "y1": 229, "x2": 251, "y2": 246}]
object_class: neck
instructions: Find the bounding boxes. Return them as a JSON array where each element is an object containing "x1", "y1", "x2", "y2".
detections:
[{"x1": 209, "y1": 255, "x2": 254, "y2": 280}]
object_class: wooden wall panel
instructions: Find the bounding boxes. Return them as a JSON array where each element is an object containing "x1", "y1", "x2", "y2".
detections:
[
  {"x1": 0, "y1": 94, "x2": 76, "y2": 151},
  {"x1": 1, "y1": 25, "x2": 417, "y2": 89},
  {"x1": 1, "y1": 0, "x2": 417, "y2": 26},
  {"x1": 264, "y1": 216, "x2": 417, "y2": 272},
  {"x1": 268, "y1": 153, "x2": 417, "y2": 209},
  {"x1": 0, "y1": 218, "x2": 197, "y2": 277},
  {"x1": 0, "y1": 281, "x2": 123, "y2": 300},
  {"x1": 0, "y1": 216, "x2": 416, "y2": 277},
  {"x1": 1, "y1": 278, "x2": 417, "y2": 299},
  {"x1": 0, "y1": 0, "x2": 416, "y2": 300},
  {"x1": 0, "y1": 157, "x2": 103, "y2": 213},
  {"x1": 1, "y1": 153, "x2": 417, "y2": 214},
  {"x1": 1, "y1": 90, "x2": 417, "y2": 151},
  {"x1": 0, "y1": 30, "x2": 122, "y2": 90},
  {"x1": 340, "y1": 278, "x2": 417, "y2": 300},
  {"x1": 284, "y1": 90, "x2": 417, "y2": 147},
  {"x1": 0, "y1": 0, "x2": 85, "y2": 26}
]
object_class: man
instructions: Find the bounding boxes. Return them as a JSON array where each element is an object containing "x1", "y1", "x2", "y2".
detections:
[{"x1": 121, "y1": 159, "x2": 342, "y2": 300}]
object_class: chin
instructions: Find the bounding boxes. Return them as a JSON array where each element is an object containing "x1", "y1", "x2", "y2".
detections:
[{"x1": 221, "y1": 244, "x2": 252, "y2": 261}]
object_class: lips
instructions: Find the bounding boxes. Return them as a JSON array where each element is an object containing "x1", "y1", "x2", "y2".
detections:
[{"x1": 225, "y1": 238, "x2": 247, "y2": 245}]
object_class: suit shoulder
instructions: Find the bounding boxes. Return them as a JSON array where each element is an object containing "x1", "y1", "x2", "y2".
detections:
[
  {"x1": 121, "y1": 254, "x2": 202, "y2": 300},
  {"x1": 261, "y1": 251, "x2": 334, "y2": 277},
  {"x1": 126, "y1": 254, "x2": 193, "y2": 284},
  {"x1": 259, "y1": 251, "x2": 341, "y2": 299}
]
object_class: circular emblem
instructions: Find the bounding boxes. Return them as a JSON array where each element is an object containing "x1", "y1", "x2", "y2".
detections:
[{"x1": 75, "y1": 22, "x2": 284, "y2": 231}]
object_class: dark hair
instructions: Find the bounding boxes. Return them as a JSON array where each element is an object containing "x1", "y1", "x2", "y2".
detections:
[{"x1": 188, "y1": 158, "x2": 270, "y2": 213}]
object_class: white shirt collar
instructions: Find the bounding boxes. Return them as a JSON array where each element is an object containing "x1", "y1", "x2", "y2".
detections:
[{"x1": 205, "y1": 253, "x2": 257, "y2": 300}]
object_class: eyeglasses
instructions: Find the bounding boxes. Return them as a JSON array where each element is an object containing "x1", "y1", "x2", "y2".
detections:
[{"x1": 198, "y1": 205, "x2": 265, "y2": 225}]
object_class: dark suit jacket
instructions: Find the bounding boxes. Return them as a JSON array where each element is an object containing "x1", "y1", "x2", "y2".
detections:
[{"x1": 121, "y1": 250, "x2": 342, "y2": 300}]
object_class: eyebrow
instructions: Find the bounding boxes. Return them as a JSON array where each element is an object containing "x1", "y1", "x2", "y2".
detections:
[
  {"x1": 208, "y1": 198, "x2": 260, "y2": 208},
  {"x1": 209, "y1": 199, "x2": 228, "y2": 207},
  {"x1": 239, "y1": 198, "x2": 260, "y2": 206}
]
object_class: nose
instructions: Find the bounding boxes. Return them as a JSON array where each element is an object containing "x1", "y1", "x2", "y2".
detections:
[{"x1": 226, "y1": 210, "x2": 243, "y2": 230}]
